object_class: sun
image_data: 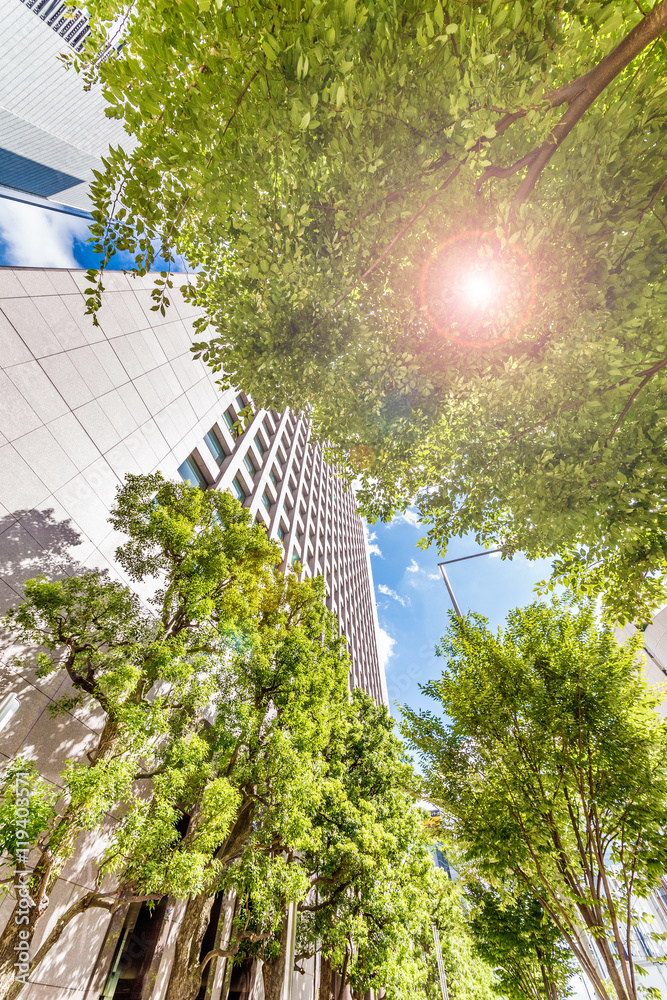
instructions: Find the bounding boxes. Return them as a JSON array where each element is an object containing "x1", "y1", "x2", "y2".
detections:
[
  {"x1": 419, "y1": 230, "x2": 536, "y2": 349},
  {"x1": 460, "y1": 268, "x2": 497, "y2": 309}
]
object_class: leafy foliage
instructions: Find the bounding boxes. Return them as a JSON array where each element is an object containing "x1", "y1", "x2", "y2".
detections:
[
  {"x1": 402, "y1": 596, "x2": 667, "y2": 1000},
  {"x1": 0, "y1": 474, "x2": 281, "y2": 993},
  {"x1": 74, "y1": 0, "x2": 667, "y2": 621},
  {"x1": 293, "y1": 691, "x2": 497, "y2": 1000},
  {"x1": 466, "y1": 881, "x2": 575, "y2": 1000}
]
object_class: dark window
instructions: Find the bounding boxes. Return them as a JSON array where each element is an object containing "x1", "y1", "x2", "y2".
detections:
[
  {"x1": 101, "y1": 899, "x2": 168, "y2": 999},
  {"x1": 262, "y1": 491, "x2": 271, "y2": 511},
  {"x1": 231, "y1": 477, "x2": 245, "y2": 502},
  {"x1": 178, "y1": 456, "x2": 207, "y2": 490},
  {"x1": 236, "y1": 394, "x2": 245, "y2": 410},
  {"x1": 269, "y1": 469, "x2": 278, "y2": 486},
  {"x1": 277, "y1": 526, "x2": 285, "y2": 541},
  {"x1": 254, "y1": 433, "x2": 265, "y2": 454},
  {"x1": 204, "y1": 427, "x2": 225, "y2": 466},
  {"x1": 243, "y1": 454, "x2": 255, "y2": 477}
]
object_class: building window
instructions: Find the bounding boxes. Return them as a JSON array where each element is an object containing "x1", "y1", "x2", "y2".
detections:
[
  {"x1": 262, "y1": 491, "x2": 271, "y2": 511},
  {"x1": 223, "y1": 409, "x2": 241, "y2": 438},
  {"x1": 236, "y1": 394, "x2": 246, "y2": 410},
  {"x1": 277, "y1": 525, "x2": 285, "y2": 541},
  {"x1": 204, "y1": 427, "x2": 225, "y2": 466},
  {"x1": 254, "y1": 433, "x2": 265, "y2": 455},
  {"x1": 230, "y1": 477, "x2": 246, "y2": 502},
  {"x1": 269, "y1": 468, "x2": 278, "y2": 486},
  {"x1": 243, "y1": 453, "x2": 255, "y2": 477},
  {"x1": 178, "y1": 456, "x2": 207, "y2": 490},
  {"x1": 19, "y1": 0, "x2": 93, "y2": 53},
  {"x1": 283, "y1": 500, "x2": 291, "y2": 514}
]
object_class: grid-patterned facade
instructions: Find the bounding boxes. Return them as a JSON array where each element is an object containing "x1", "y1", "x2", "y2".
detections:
[
  {"x1": 18, "y1": 0, "x2": 91, "y2": 53},
  {"x1": 183, "y1": 402, "x2": 384, "y2": 699},
  {"x1": 0, "y1": 267, "x2": 384, "y2": 1000}
]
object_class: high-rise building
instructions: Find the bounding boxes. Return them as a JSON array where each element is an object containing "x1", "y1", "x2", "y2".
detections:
[
  {"x1": 0, "y1": 265, "x2": 385, "y2": 999},
  {"x1": 0, "y1": 0, "x2": 128, "y2": 213},
  {"x1": 0, "y1": 8, "x2": 384, "y2": 996},
  {"x1": 0, "y1": 266, "x2": 385, "y2": 695}
]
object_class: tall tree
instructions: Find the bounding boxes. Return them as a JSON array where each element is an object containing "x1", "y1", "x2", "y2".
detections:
[
  {"x1": 402, "y1": 597, "x2": 667, "y2": 1000},
  {"x1": 0, "y1": 473, "x2": 279, "y2": 999},
  {"x1": 75, "y1": 0, "x2": 667, "y2": 620},
  {"x1": 159, "y1": 569, "x2": 350, "y2": 1000},
  {"x1": 293, "y1": 691, "x2": 497, "y2": 1000}
]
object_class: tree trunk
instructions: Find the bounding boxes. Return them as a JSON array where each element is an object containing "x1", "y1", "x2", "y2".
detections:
[
  {"x1": 318, "y1": 956, "x2": 334, "y2": 1000},
  {"x1": 0, "y1": 846, "x2": 62, "y2": 1000},
  {"x1": 5, "y1": 892, "x2": 113, "y2": 1000},
  {"x1": 163, "y1": 893, "x2": 215, "y2": 1000},
  {"x1": 336, "y1": 948, "x2": 350, "y2": 1000},
  {"x1": 262, "y1": 909, "x2": 290, "y2": 1000},
  {"x1": 164, "y1": 796, "x2": 256, "y2": 1000}
]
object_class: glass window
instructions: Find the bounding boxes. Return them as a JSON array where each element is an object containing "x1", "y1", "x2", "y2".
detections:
[
  {"x1": 243, "y1": 454, "x2": 255, "y2": 477},
  {"x1": 292, "y1": 551, "x2": 301, "y2": 566},
  {"x1": 231, "y1": 477, "x2": 245, "y2": 502},
  {"x1": 277, "y1": 525, "x2": 285, "y2": 541},
  {"x1": 223, "y1": 410, "x2": 235, "y2": 431},
  {"x1": 269, "y1": 469, "x2": 278, "y2": 486},
  {"x1": 236, "y1": 394, "x2": 245, "y2": 410},
  {"x1": 204, "y1": 427, "x2": 225, "y2": 466},
  {"x1": 283, "y1": 500, "x2": 291, "y2": 513},
  {"x1": 178, "y1": 456, "x2": 207, "y2": 491},
  {"x1": 262, "y1": 491, "x2": 271, "y2": 511},
  {"x1": 254, "y1": 433, "x2": 265, "y2": 455}
]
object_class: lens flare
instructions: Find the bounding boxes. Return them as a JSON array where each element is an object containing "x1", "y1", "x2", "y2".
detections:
[
  {"x1": 419, "y1": 231, "x2": 536, "y2": 349},
  {"x1": 461, "y1": 269, "x2": 496, "y2": 308}
]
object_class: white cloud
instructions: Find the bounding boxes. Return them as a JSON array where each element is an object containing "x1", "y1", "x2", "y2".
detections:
[
  {"x1": 390, "y1": 508, "x2": 421, "y2": 528},
  {"x1": 378, "y1": 583, "x2": 409, "y2": 607},
  {"x1": 376, "y1": 625, "x2": 396, "y2": 674},
  {"x1": 363, "y1": 520, "x2": 383, "y2": 558},
  {"x1": 405, "y1": 557, "x2": 439, "y2": 582},
  {"x1": 0, "y1": 200, "x2": 90, "y2": 267}
]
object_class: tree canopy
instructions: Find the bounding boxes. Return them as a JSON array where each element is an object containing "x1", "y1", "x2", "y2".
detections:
[
  {"x1": 0, "y1": 474, "x2": 281, "y2": 1000},
  {"x1": 75, "y1": 0, "x2": 667, "y2": 621},
  {"x1": 402, "y1": 596, "x2": 667, "y2": 1000}
]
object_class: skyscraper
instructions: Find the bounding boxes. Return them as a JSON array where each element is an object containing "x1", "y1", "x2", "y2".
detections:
[
  {"x1": 0, "y1": 0, "x2": 127, "y2": 212},
  {"x1": 0, "y1": 8, "x2": 384, "y2": 995},
  {"x1": 0, "y1": 264, "x2": 385, "y2": 999},
  {"x1": 0, "y1": 265, "x2": 385, "y2": 698}
]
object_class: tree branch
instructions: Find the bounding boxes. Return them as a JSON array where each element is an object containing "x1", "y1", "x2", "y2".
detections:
[{"x1": 607, "y1": 353, "x2": 667, "y2": 442}]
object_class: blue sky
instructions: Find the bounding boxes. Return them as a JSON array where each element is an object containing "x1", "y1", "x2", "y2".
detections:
[
  {"x1": 0, "y1": 195, "x2": 553, "y2": 722},
  {"x1": 368, "y1": 513, "x2": 552, "y2": 718}
]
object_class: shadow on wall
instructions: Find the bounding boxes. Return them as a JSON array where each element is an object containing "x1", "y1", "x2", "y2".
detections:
[{"x1": 0, "y1": 508, "x2": 83, "y2": 615}]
